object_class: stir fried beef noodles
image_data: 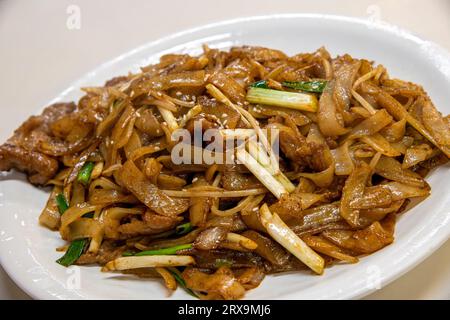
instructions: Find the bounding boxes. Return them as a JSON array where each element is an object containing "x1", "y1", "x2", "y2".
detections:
[{"x1": 1, "y1": 45, "x2": 449, "y2": 299}]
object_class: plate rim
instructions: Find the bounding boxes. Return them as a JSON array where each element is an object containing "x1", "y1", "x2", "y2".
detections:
[{"x1": 1, "y1": 13, "x2": 450, "y2": 300}]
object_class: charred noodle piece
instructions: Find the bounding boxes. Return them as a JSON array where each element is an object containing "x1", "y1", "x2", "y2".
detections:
[
  {"x1": 259, "y1": 204, "x2": 324, "y2": 274},
  {"x1": 119, "y1": 159, "x2": 189, "y2": 216}
]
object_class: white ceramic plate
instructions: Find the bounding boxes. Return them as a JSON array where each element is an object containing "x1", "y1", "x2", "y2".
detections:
[{"x1": 1, "y1": 14, "x2": 449, "y2": 300}]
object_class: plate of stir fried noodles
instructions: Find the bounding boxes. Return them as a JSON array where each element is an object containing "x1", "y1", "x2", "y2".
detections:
[{"x1": 0, "y1": 14, "x2": 449, "y2": 300}]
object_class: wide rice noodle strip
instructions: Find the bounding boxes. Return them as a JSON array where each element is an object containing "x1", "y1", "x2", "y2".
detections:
[
  {"x1": 296, "y1": 159, "x2": 335, "y2": 188},
  {"x1": 402, "y1": 144, "x2": 437, "y2": 169},
  {"x1": 96, "y1": 100, "x2": 126, "y2": 137},
  {"x1": 39, "y1": 185, "x2": 62, "y2": 231},
  {"x1": 100, "y1": 207, "x2": 144, "y2": 239},
  {"x1": 381, "y1": 181, "x2": 430, "y2": 201},
  {"x1": 119, "y1": 159, "x2": 189, "y2": 216},
  {"x1": 344, "y1": 109, "x2": 393, "y2": 141},
  {"x1": 302, "y1": 235, "x2": 358, "y2": 264},
  {"x1": 89, "y1": 177, "x2": 123, "y2": 194},
  {"x1": 129, "y1": 143, "x2": 166, "y2": 161},
  {"x1": 318, "y1": 80, "x2": 349, "y2": 136},
  {"x1": 65, "y1": 217, "x2": 103, "y2": 251},
  {"x1": 360, "y1": 133, "x2": 401, "y2": 157},
  {"x1": 374, "y1": 156, "x2": 425, "y2": 188},
  {"x1": 370, "y1": 83, "x2": 450, "y2": 157},
  {"x1": 155, "y1": 267, "x2": 177, "y2": 291},
  {"x1": 211, "y1": 196, "x2": 256, "y2": 217},
  {"x1": 59, "y1": 203, "x2": 100, "y2": 239},
  {"x1": 287, "y1": 202, "x2": 343, "y2": 234},
  {"x1": 340, "y1": 162, "x2": 372, "y2": 227},
  {"x1": 259, "y1": 204, "x2": 325, "y2": 274},
  {"x1": 331, "y1": 141, "x2": 354, "y2": 175},
  {"x1": 103, "y1": 255, "x2": 195, "y2": 271}
]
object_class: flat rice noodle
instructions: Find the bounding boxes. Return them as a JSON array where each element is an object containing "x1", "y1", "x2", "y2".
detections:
[
  {"x1": 366, "y1": 82, "x2": 450, "y2": 157},
  {"x1": 331, "y1": 141, "x2": 354, "y2": 175},
  {"x1": 422, "y1": 99, "x2": 450, "y2": 152},
  {"x1": 235, "y1": 267, "x2": 265, "y2": 290},
  {"x1": 322, "y1": 214, "x2": 395, "y2": 254},
  {"x1": 193, "y1": 226, "x2": 228, "y2": 250},
  {"x1": 345, "y1": 109, "x2": 393, "y2": 141},
  {"x1": 138, "y1": 70, "x2": 206, "y2": 92},
  {"x1": 39, "y1": 185, "x2": 62, "y2": 230},
  {"x1": 182, "y1": 267, "x2": 246, "y2": 300},
  {"x1": 297, "y1": 159, "x2": 335, "y2": 188},
  {"x1": 358, "y1": 200, "x2": 404, "y2": 227},
  {"x1": 340, "y1": 162, "x2": 372, "y2": 227},
  {"x1": 380, "y1": 118, "x2": 406, "y2": 142},
  {"x1": 190, "y1": 249, "x2": 264, "y2": 270},
  {"x1": 118, "y1": 212, "x2": 180, "y2": 237},
  {"x1": 240, "y1": 209, "x2": 266, "y2": 233},
  {"x1": 349, "y1": 185, "x2": 392, "y2": 209},
  {"x1": 248, "y1": 105, "x2": 311, "y2": 126},
  {"x1": 119, "y1": 159, "x2": 189, "y2": 216},
  {"x1": 318, "y1": 80, "x2": 349, "y2": 136},
  {"x1": 269, "y1": 193, "x2": 324, "y2": 218},
  {"x1": 89, "y1": 188, "x2": 139, "y2": 205},
  {"x1": 208, "y1": 71, "x2": 246, "y2": 104},
  {"x1": 59, "y1": 203, "x2": 100, "y2": 240},
  {"x1": 390, "y1": 136, "x2": 414, "y2": 154},
  {"x1": 242, "y1": 230, "x2": 291, "y2": 266},
  {"x1": 374, "y1": 156, "x2": 425, "y2": 188},
  {"x1": 286, "y1": 202, "x2": 343, "y2": 234},
  {"x1": 402, "y1": 144, "x2": 434, "y2": 169},
  {"x1": 360, "y1": 133, "x2": 401, "y2": 157},
  {"x1": 380, "y1": 181, "x2": 430, "y2": 201},
  {"x1": 100, "y1": 207, "x2": 149, "y2": 239},
  {"x1": 65, "y1": 217, "x2": 104, "y2": 242},
  {"x1": 301, "y1": 235, "x2": 358, "y2": 264},
  {"x1": 189, "y1": 176, "x2": 211, "y2": 227},
  {"x1": 333, "y1": 60, "x2": 361, "y2": 113}
]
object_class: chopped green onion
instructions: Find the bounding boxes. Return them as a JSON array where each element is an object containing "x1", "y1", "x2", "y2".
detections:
[
  {"x1": 249, "y1": 80, "x2": 269, "y2": 88},
  {"x1": 175, "y1": 222, "x2": 193, "y2": 235},
  {"x1": 55, "y1": 194, "x2": 69, "y2": 215},
  {"x1": 126, "y1": 243, "x2": 193, "y2": 257},
  {"x1": 77, "y1": 161, "x2": 94, "y2": 186},
  {"x1": 83, "y1": 212, "x2": 94, "y2": 218},
  {"x1": 246, "y1": 87, "x2": 318, "y2": 112},
  {"x1": 122, "y1": 251, "x2": 135, "y2": 257},
  {"x1": 282, "y1": 80, "x2": 327, "y2": 93},
  {"x1": 56, "y1": 238, "x2": 88, "y2": 267},
  {"x1": 167, "y1": 267, "x2": 198, "y2": 298}
]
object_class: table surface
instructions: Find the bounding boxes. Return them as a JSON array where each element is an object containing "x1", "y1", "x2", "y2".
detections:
[{"x1": 0, "y1": 0, "x2": 449, "y2": 300}]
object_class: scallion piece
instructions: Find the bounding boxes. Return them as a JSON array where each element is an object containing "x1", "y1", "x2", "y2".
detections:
[
  {"x1": 249, "y1": 80, "x2": 269, "y2": 88},
  {"x1": 282, "y1": 80, "x2": 327, "y2": 93},
  {"x1": 167, "y1": 267, "x2": 198, "y2": 298},
  {"x1": 77, "y1": 161, "x2": 94, "y2": 186},
  {"x1": 56, "y1": 238, "x2": 88, "y2": 267},
  {"x1": 127, "y1": 243, "x2": 193, "y2": 257},
  {"x1": 55, "y1": 194, "x2": 69, "y2": 215},
  {"x1": 175, "y1": 222, "x2": 193, "y2": 235},
  {"x1": 246, "y1": 87, "x2": 318, "y2": 112}
]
